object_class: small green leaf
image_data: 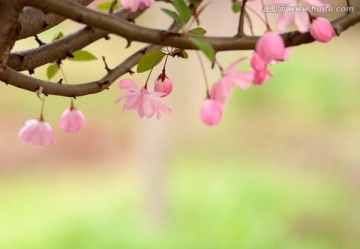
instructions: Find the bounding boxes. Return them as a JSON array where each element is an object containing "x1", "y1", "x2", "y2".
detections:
[
  {"x1": 137, "y1": 50, "x2": 166, "y2": 73},
  {"x1": 232, "y1": 1, "x2": 241, "y2": 13},
  {"x1": 188, "y1": 27, "x2": 207, "y2": 36},
  {"x1": 162, "y1": 8, "x2": 183, "y2": 27},
  {"x1": 97, "y1": 1, "x2": 120, "y2": 11},
  {"x1": 47, "y1": 63, "x2": 60, "y2": 80},
  {"x1": 171, "y1": 0, "x2": 191, "y2": 24},
  {"x1": 68, "y1": 50, "x2": 97, "y2": 61},
  {"x1": 52, "y1": 32, "x2": 64, "y2": 41},
  {"x1": 191, "y1": 37, "x2": 215, "y2": 62}
]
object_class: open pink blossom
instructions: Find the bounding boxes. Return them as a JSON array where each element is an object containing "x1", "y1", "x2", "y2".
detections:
[
  {"x1": 200, "y1": 99, "x2": 223, "y2": 126},
  {"x1": 18, "y1": 119, "x2": 55, "y2": 147},
  {"x1": 256, "y1": 32, "x2": 285, "y2": 63},
  {"x1": 116, "y1": 79, "x2": 171, "y2": 119},
  {"x1": 309, "y1": 17, "x2": 336, "y2": 43},
  {"x1": 154, "y1": 77, "x2": 173, "y2": 97},
  {"x1": 121, "y1": 0, "x2": 154, "y2": 12},
  {"x1": 60, "y1": 107, "x2": 86, "y2": 133},
  {"x1": 276, "y1": 0, "x2": 330, "y2": 33}
]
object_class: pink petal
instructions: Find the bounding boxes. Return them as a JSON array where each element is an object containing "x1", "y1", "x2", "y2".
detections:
[
  {"x1": 118, "y1": 79, "x2": 139, "y2": 92},
  {"x1": 294, "y1": 12, "x2": 310, "y2": 33}
]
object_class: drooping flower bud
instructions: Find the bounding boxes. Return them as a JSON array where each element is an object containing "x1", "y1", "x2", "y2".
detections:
[
  {"x1": 310, "y1": 17, "x2": 336, "y2": 43},
  {"x1": 200, "y1": 99, "x2": 223, "y2": 126}
]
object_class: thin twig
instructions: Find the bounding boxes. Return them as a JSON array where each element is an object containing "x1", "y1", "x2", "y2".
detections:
[
  {"x1": 237, "y1": 0, "x2": 248, "y2": 37},
  {"x1": 102, "y1": 56, "x2": 111, "y2": 72}
]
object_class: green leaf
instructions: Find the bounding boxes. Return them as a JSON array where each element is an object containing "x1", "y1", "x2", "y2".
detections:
[
  {"x1": 162, "y1": 8, "x2": 183, "y2": 27},
  {"x1": 137, "y1": 50, "x2": 166, "y2": 73},
  {"x1": 191, "y1": 37, "x2": 215, "y2": 62},
  {"x1": 171, "y1": 0, "x2": 191, "y2": 24},
  {"x1": 188, "y1": 27, "x2": 207, "y2": 36},
  {"x1": 52, "y1": 32, "x2": 64, "y2": 41},
  {"x1": 68, "y1": 50, "x2": 97, "y2": 61},
  {"x1": 97, "y1": 1, "x2": 120, "y2": 11},
  {"x1": 232, "y1": 1, "x2": 241, "y2": 13},
  {"x1": 47, "y1": 63, "x2": 60, "y2": 80}
]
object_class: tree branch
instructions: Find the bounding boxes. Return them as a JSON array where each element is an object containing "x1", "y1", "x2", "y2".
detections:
[
  {"x1": 24, "y1": 0, "x2": 360, "y2": 51},
  {"x1": 0, "y1": 22, "x2": 179, "y2": 97},
  {"x1": 17, "y1": 0, "x2": 94, "y2": 40},
  {"x1": 8, "y1": 9, "x2": 143, "y2": 71}
]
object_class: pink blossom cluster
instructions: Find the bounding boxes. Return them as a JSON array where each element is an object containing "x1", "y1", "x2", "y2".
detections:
[
  {"x1": 18, "y1": 106, "x2": 86, "y2": 147},
  {"x1": 275, "y1": 0, "x2": 336, "y2": 42},
  {"x1": 120, "y1": 0, "x2": 154, "y2": 12}
]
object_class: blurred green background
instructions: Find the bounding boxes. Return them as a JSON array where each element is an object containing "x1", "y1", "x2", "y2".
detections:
[{"x1": 1, "y1": 1, "x2": 360, "y2": 249}]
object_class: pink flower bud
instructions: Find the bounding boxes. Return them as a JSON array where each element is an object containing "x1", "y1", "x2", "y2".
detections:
[
  {"x1": 18, "y1": 119, "x2": 55, "y2": 147},
  {"x1": 250, "y1": 53, "x2": 267, "y2": 71},
  {"x1": 60, "y1": 108, "x2": 86, "y2": 133},
  {"x1": 310, "y1": 17, "x2": 336, "y2": 43},
  {"x1": 256, "y1": 32, "x2": 285, "y2": 63},
  {"x1": 253, "y1": 69, "x2": 273, "y2": 86},
  {"x1": 154, "y1": 77, "x2": 173, "y2": 97},
  {"x1": 200, "y1": 99, "x2": 223, "y2": 126}
]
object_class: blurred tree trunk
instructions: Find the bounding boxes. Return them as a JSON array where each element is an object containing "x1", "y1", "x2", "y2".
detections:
[{"x1": 0, "y1": 0, "x2": 23, "y2": 74}]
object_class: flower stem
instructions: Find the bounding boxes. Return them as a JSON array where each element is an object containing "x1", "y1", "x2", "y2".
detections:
[
  {"x1": 39, "y1": 97, "x2": 46, "y2": 121},
  {"x1": 195, "y1": 51, "x2": 210, "y2": 98}
]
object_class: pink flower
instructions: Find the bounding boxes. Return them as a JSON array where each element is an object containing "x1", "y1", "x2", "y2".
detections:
[
  {"x1": 309, "y1": 17, "x2": 336, "y2": 43},
  {"x1": 250, "y1": 52, "x2": 273, "y2": 86},
  {"x1": 256, "y1": 32, "x2": 285, "y2": 63},
  {"x1": 60, "y1": 107, "x2": 86, "y2": 133},
  {"x1": 121, "y1": 0, "x2": 154, "y2": 12},
  {"x1": 115, "y1": 79, "x2": 171, "y2": 119},
  {"x1": 200, "y1": 99, "x2": 223, "y2": 126},
  {"x1": 210, "y1": 81, "x2": 233, "y2": 105},
  {"x1": 253, "y1": 69, "x2": 273, "y2": 86},
  {"x1": 154, "y1": 77, "x2": 173, "y2": 97},
  {"x1": 18, "y1": 119, "x2": 55, "y2": 147},
  {"x1": 277, "y1": 0, "x2": 330, "y2": 33}
]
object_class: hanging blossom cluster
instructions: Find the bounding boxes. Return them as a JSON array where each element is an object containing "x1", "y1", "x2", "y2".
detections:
[
  {"x1": 15, "y1": 0, "x2": 341, "y2": 147},
  {"x1": 115, "y1": 0, "x2": 336, "y2": 126},
  {"x1": 18, "y1": 97, "x2": 86, "y2": 147}
]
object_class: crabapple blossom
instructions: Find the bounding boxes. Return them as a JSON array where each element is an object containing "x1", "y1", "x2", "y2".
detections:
[
  {"x1": 120, "y1": 0, "x2": 154, "y2": 12},
  {"x1": 115, "y1": 79, "x2": 171, "y2": 119},
  {"x1": 309, "y1": 17, "x2": 336, "y2": 43},
  {"x1": 18, "y1": 119, "x2": 55, "y2": 147},
  {"x1": 60, "y1": 107, "x2": 86, "y2": 133},
  {"x1": 256, "y1": 32, "x2": 286, "y2": 63},
  {"x1": 250, "y1": 52, "x2": 273, "y2": 85},
  {"x1": 154, "y1": 77, "x2": 173, "y2": 97},
  {"x1": 200, "y1": 99, "x2": 223, "y2": 126}
]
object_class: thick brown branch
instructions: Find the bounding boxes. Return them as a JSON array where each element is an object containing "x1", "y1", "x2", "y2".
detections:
[
  {"x1": 0, "y1": 0, "x2": 24, "y2": 74},
  {"x1": 1, "y1": 20, "x2": 179, "y2": 97},
  {"x1": 24, "y1": 0, "x2": 360, "y2": 51},
  {"x1": 8, "y1": 9, "x2": 143, "y2": 71},
  {"x1": 17, "y1": 0, "x2": 94, "y2": 40}
]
